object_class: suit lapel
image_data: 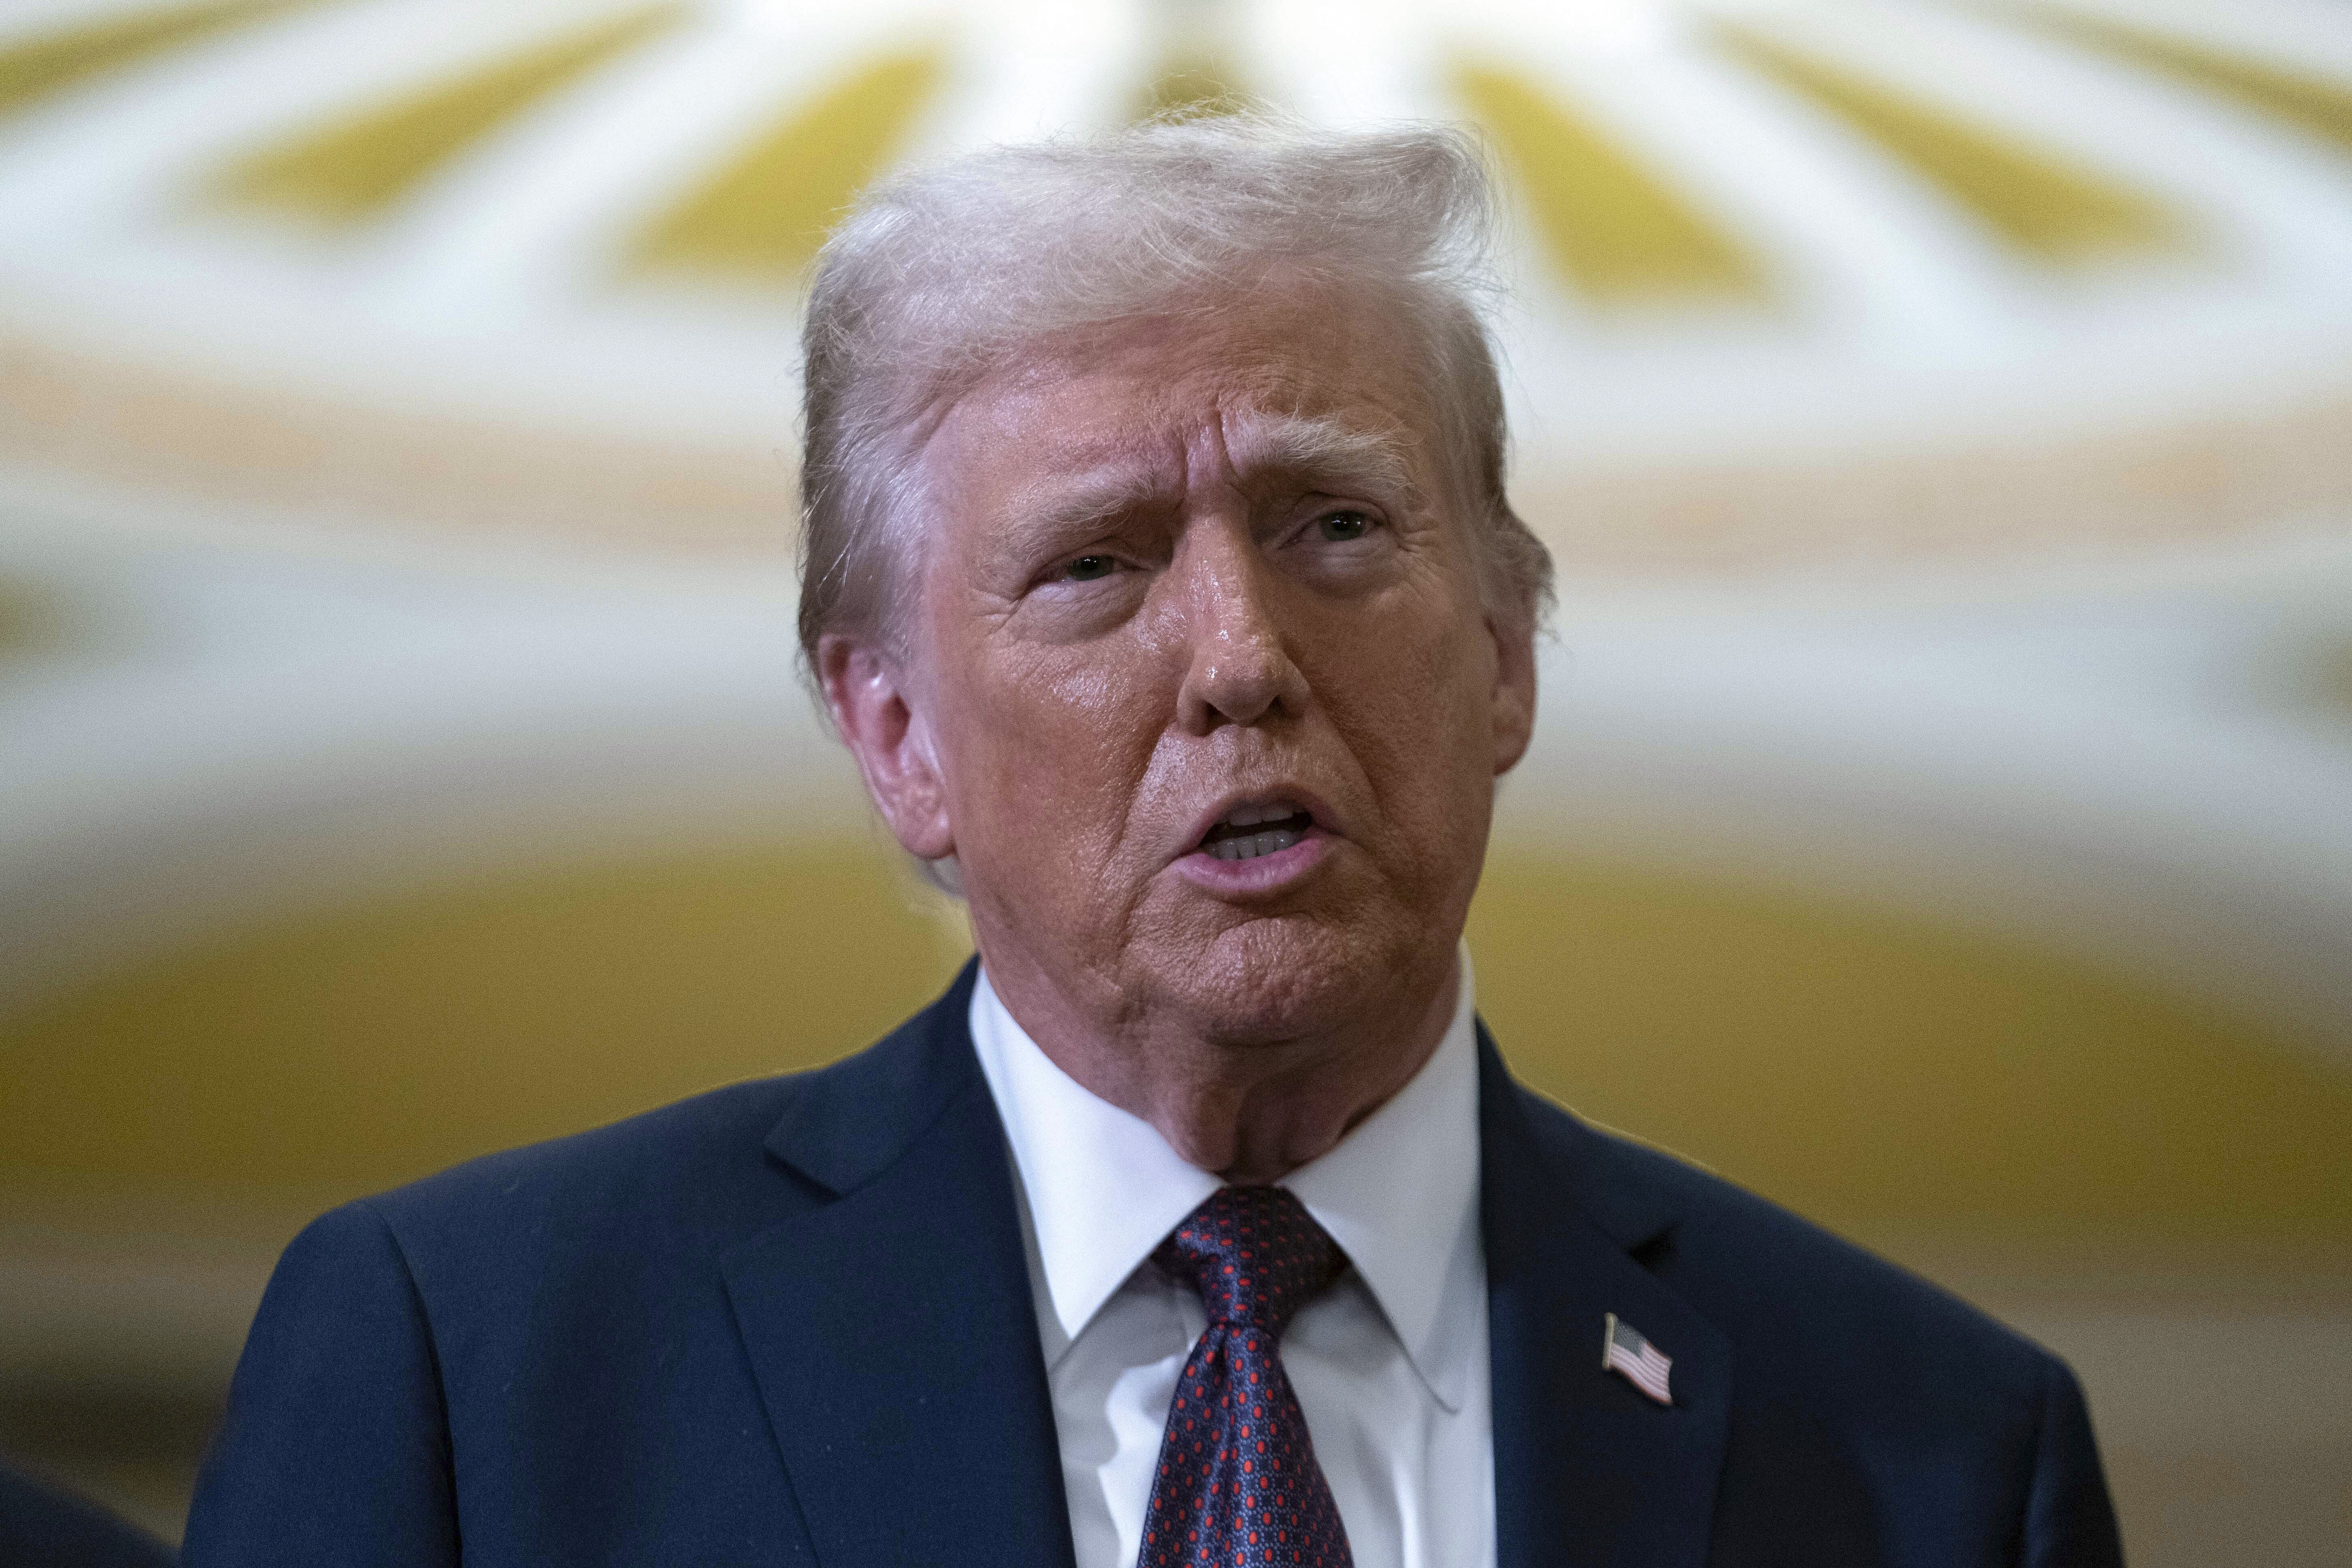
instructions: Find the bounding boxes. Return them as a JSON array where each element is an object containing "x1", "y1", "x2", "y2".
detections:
[
  {"x1": 1479, "y1": 1028, "x2": 1732, "y2": 1568},
  {"x1": 721, "y1": 966, "x2": 1077, "y2": 1568},
  {"x1": 719, "y1": 981, "x2": 1731, "y2": 1567}
]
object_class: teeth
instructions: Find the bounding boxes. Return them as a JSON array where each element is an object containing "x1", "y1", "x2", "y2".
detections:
[
  {"x1": 1206, "y1": 826, "x2": 1304, "y2": 861},
  {"x1": 1222, "y1": 801, "x2": 1297, "y2": 828}
]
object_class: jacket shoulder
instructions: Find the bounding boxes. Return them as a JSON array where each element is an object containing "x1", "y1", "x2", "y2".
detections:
[
  {"x1": 358, "y1": 962, "x2": 980, "y2": 1257},
  {"x1": 362, "y1": 1073, "x2": 809, "y2": 1252},
  {"x1": 1555, "y1": 1103, "x2": 2071, "y2": 1404},
  {"x1": 1532, "y1": 1103, "x2": 2120, "y2": 1563}
]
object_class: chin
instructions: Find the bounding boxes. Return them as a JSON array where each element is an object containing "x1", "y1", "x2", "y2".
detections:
[{"x1": 1151, "y1": 909, "x2": 1429, "y2": 1047}]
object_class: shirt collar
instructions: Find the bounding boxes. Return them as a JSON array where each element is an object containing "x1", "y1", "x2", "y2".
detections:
[{"x1": 968, "y1": 947, "x2": 1484, "y2": 1411}]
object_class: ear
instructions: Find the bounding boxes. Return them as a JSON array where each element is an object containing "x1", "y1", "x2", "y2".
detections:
[
  {"x1": 1487, "y1": 609, "x2": 1538, "y2": 777},
  {"x1": 817, "y1": 633, "x2": 956, "y2": 862}
]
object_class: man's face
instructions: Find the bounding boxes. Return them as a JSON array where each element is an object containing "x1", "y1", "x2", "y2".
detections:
[{"x1": 873, "y1": 287, "x2": 1536, "y2": 1045}]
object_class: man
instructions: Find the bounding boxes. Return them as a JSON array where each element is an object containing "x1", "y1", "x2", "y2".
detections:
[{"x1": 185, "y1": 119, "x2": 2122, "y2": 1567}]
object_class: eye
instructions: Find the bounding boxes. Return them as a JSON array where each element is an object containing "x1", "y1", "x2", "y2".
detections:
[
  {"x1": 1060, "y1": 553, "x2": 1118, "y2": 581},
  {"x1": 1318, "y1": 510, "x2": 1373, "y2": 542}
]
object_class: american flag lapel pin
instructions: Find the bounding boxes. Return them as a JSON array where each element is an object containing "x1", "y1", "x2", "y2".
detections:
[{"x1": 1603, "y1": 1312, "x2": 1674, "y2": 1406}]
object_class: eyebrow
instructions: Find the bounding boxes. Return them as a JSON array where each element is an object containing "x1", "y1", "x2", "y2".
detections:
[
  {"x1": 1016, "y1": 471, "x2": 1175, "y2": 541},
  {"x1": 1221, "y1": 410, "x2": 1420, "y2": 511},
  {"x1": 1007, "y1": 411, "x2": 1422, "y2": 548}
]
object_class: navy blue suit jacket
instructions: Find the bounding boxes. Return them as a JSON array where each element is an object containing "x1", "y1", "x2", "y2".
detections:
[{"x1": 185, "y1": 964, "x2": 2122, "y2": 1566}]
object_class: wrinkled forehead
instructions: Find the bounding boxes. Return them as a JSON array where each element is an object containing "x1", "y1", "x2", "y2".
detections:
[{"x1": 920, "y1": 290, "x2": 1444, "y2": 508}]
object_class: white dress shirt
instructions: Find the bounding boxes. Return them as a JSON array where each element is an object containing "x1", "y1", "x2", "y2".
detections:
[{"x1": 969, "y1": 954, "x2": 1495, "y2": 1568}]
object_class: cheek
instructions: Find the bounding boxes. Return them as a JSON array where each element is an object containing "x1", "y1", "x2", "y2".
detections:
[
  {"x1": 940, "y1": 634, "x2": 1172, "y2": 853},
  {"x1": 1301, "y1": 587, "x2": 1498, "y2": 812},
  {"x1": 1314, "y1": 569, "x2": 1485, "y2": 708}
]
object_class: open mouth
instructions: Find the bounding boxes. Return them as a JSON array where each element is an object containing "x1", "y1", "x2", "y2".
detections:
[{"x1": 1196, "y1": 802, "x2": 1315, "y2": 862}]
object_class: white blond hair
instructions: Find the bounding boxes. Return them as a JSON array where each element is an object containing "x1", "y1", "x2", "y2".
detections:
[{"x1": 795, "y1": 114, "x2": 1553, "y2": 669}]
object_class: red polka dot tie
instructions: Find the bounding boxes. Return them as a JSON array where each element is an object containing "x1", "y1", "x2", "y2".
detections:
[{"x1": 1139, "y1": 1185, "x2": 1355, "y2": 1568}]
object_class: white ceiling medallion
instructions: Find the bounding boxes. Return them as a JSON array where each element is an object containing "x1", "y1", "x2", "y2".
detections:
[{"x1": 1, "y1": 0, "x2": 2350, "y2": 572}]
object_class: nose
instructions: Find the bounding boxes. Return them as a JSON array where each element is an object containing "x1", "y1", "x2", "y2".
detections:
[{"x1": 1173, "y1": 526, "x2": 1309, "y2": 734}]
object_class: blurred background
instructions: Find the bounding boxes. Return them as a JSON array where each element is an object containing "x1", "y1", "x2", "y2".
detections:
[{"x1": 2, "y1": 0, "x2": 2348, "y2": 1558}]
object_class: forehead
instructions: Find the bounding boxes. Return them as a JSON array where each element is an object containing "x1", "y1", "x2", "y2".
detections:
[{"x1": 928, "y1": 286, "x2": 1435, "y2": 490}]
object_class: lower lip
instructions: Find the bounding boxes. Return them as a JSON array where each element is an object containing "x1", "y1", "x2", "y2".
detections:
[{"x1": 1174, "y1": 827, "x2": 1332, "y2": 897}]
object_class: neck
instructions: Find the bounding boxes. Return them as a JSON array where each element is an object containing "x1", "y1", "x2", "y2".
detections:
[{"x1": 983, "y1": 944, "x2": 1461, "y2": 1184}]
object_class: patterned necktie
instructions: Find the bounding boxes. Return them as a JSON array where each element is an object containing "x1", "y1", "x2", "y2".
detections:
[{"x1": 1139, "y1": 1185, "x2": 1354, "y2": 1568}]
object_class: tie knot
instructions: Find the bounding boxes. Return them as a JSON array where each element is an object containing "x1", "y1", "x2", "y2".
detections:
[{"x1": 1153, "y1": 1185, "x2": 1347, "y2": 1336}]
